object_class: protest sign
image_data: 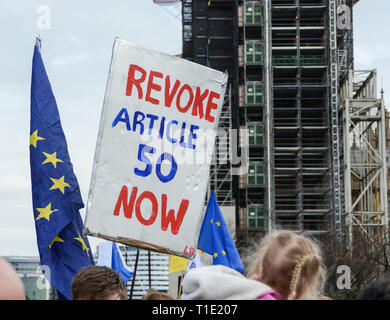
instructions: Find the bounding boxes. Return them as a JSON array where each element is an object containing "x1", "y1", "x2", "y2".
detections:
[{"x1": 84, "y1": 39, "x2": 227, "y2": 258}]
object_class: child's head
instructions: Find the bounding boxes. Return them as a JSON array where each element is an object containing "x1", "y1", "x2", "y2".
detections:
[{"x1": 247, "y1": 230, "x2": 326, "y2": 300}]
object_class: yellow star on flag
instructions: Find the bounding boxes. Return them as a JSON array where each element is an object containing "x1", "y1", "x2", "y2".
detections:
[
  {"x1": 49, "y1": 235, "x2": 64, "y2": 249},
  {"x1": 210, "y1": 219, "x2": 213, "y2": 224},
  {"x1": 42, "y1": 152, "x2": 63, "y2": 169},
  {"x1": 30, "y1": 130, "x2": 45, "y2": 148},
  {"x1": 221, "y1": 250, "x2": 226, "y2": 256},
  {"x1": 216, "y1": 221, "x2": 221, "y2": 227},
  {"x1": 74, "y1": 232, "x2": 90, "y2": 257},
  {"x1": 35, "y1": 203, "x2": 58, "y2": 222},
  {"x1": 49, "y1": 176, "x2": 70, "y2": 194},
  {"x1": 213, "y1": 252, "x2": 218, "y2": 258}
]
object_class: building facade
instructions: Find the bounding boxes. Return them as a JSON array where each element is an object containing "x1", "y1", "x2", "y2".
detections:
[
  {"x1": 181, "y1": 0, "x2": 356, "y2": 248},
  {"x1": 119, "y1": 246, "x2": 170, "y2": 299},
  {"x1": 4, "y1": 256, "x2": 57, "y2": 300}
]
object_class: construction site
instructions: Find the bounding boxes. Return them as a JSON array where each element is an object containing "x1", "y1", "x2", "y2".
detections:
[
  {"x1": 166, "y1": 0, "x2": 389, "y2": 250},
  {"x1": 115, "y1": 0, "x2": 390, "y2": 299}
]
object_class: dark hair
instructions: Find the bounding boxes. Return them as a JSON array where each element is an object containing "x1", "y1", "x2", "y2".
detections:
[
  {"x1": 141, "y1": 290, "x2": 175, "y2": 300},
  {"x1": 71, "y1": 266, "x2": 127, "y2": 300},
  {"x1": 357, "y1": 274, "x2": 390, "y2": 300}
]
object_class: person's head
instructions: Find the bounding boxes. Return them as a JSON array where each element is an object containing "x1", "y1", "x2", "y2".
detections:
[
  {"x1": 0, "y1": 258, "x2": 25, "y2": 300},
  {"x1": 71, "y1": 266, "x2": 127, "y2": 300},
  {"x1": 357, "y1": 274, "x2": 390, "y2": 300},
  {"x1": 141, "y1": 290, "x2": 175, "y2": 300},
  {"x1": 247, "y1": 230, "x2": 326, "y2": 300}
]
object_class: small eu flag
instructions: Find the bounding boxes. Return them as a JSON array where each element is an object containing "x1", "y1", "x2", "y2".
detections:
[
  {"x1": 111, "y1": 242, "x2": 134, "y2": 283},
  {"x1": 98, "y1": 240, "x2": 133, "y2": 283},
  {"x1": 29, "y1": 39, "x2": 94, "y2": 299},
  {"x1": 197, "y1": 192, "x2": 245, "y2": 273}
]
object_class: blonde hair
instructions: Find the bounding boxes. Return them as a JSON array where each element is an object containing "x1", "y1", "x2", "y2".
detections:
[{"x1": 247, "y1": 230, "x2": 326, "y2": 300}]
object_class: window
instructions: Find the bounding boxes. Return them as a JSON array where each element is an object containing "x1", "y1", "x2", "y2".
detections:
[
  {"x1": 247, "y1": 205, "x2": 265, "y2": 229},
  {"x1": 244, "y1": 1, "x2": 262, "y2": 25},
  {"x1": 245, "y1": 81, "x2": 263, "y2": 105},
  {"x1": 245, "y1": 40, "x2": 263, "y2": 64},
  {"x1": 247, "y1": 162, "x2": 264, "y2": 186},
  {"x1": 248, "y1": 123, "x2": 264, "y2": 146}
]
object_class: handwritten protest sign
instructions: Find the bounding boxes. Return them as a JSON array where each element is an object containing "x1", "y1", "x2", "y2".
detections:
[{"x1": 84, "y1": 39, "x2": 227, "y2": 258}]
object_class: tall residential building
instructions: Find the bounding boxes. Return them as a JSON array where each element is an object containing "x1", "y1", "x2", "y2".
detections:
[{"x1": 181, "y1": 0, "x2": 356, "y2": 246}]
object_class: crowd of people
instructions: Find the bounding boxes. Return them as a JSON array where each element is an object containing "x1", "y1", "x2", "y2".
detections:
[{"x1": 1, "y1": 230, "x2": 389, "y2": 300}]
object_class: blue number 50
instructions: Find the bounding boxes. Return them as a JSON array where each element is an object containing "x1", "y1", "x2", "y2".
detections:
[{"x1": 134, "y1": 144, "x2": 177, "y2": 183}]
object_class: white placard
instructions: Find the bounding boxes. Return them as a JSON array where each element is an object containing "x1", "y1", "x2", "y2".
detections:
[{"x1": 84, "y1": 39, "x2": 227, "y2": 258}]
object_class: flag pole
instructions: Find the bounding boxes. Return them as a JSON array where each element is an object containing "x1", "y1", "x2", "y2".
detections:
[
  {"x1": 177, "y1": 270, "x2": 185, "y2": 299},
  {"x1": 129, "y1": 248, "x2": 140, "y2": 300},
  {"x1": 148, "y1": 250, "x2": 152, "y2": 290}
]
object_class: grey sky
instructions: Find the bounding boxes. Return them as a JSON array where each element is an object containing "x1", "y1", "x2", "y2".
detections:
[
  {"x1": 353, "y1": 0, "x2": 390, "y2": 101},
  {"x1": 0, "y1": 1, "x2": 388, "y2": 257},
  {"x1": 0, "y1": 0, "x2": 181, "y2": 256}
]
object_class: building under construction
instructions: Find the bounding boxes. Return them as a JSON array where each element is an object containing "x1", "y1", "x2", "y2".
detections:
[{"x1": 176, "y1": 0, "x2": 389, "y2": 249}]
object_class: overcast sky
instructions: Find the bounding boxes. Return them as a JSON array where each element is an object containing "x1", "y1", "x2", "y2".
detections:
[
  {"x1": 0, "y1": 0, "x2": 182, "y2": 256},
  {"x1": 0, "y1": 1, "x2": 388, "y2": 257}
]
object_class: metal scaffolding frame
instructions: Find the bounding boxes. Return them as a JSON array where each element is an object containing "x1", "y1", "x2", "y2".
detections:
[
  {"x1": 337, "y1": 0, "x2": 354, "y2": 79},
  {"x1": 269, "y1": 0, "x2": 332, "y2": 235},
  {"x1": 264, "y1": 0, "x2": 274, "y2": 233},
  {"x1": 179, "y1": 0, "x2": 389, "y2": 248},
  {"x1": 210, "y1": 85, "x2": 234, "y2": 206},
  {"x1": 340, "y1": 69, "x2": 389, "y2": 249},
  {"x1": 329, "y1": 0, "x2": 343, "y2": 241},
  {"x1": 182, "y1": 0, "x2": 235, "y2": 206}
]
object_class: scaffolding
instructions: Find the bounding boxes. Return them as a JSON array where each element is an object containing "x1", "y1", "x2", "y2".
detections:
[
  {"x1": 180, "y1": 0, "x2": 376, "y2": 247},
  {"x1": 340, "y1": 70, "x2": 389, "y2": 249},
  {"x1": 210, "y1": 85, "x2": 234, "y2": 205},
  {"x1": 337, "y1": 0, "x2": 355, "y2": 79},
  {"x1": 182, "y1": 0, "x2": 235, "y2": 206},
  {"x1": 269, "y1": 0, "x2": 332, "y2": 235},
  {"x1": 182, "y1": 0, "x2": 267, "y2": 237}
]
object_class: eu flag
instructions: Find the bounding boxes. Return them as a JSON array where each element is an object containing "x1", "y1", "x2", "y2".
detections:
[
  {"x1": 197, "y1": 192, "x2": 245, "y2": 273},
  {"x1": 111, "y1": 242, "x2": 134, "y2": 283},
  {"x1": 29, "y1": 39, "x2": 94, "y2": 299}
]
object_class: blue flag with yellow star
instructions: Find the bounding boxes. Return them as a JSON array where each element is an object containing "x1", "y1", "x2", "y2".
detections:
[
  {"x1": 29, "y1": 39, "x2": 94, "y2": 299},
  {"x1": 197, "y1": 192, "x2": 245, "y2": 273}
]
